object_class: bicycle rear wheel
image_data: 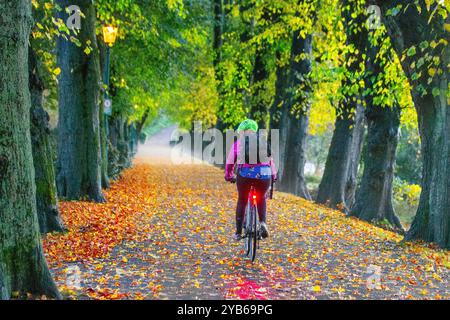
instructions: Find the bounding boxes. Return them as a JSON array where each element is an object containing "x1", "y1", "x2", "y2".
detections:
[{"x1": 251, "y1": 205, "x2": 258, "y2": 262}]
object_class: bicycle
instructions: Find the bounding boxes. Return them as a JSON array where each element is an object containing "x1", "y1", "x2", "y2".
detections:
[{"x1": 230, "y1": 177, "x2": 274, "y2": 262}]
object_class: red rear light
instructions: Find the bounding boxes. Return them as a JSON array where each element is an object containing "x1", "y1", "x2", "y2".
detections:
[{"x1": 252, "y1": 194, "x2": 257, "y2": 200}]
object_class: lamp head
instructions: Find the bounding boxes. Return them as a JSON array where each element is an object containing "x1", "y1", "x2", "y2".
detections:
[{"x1": 103, "y1": 25, "x2": 118, "y2": 46}]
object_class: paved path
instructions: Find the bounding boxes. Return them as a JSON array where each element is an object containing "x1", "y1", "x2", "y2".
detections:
[{"x1": 47, "y1": 133, "x2": 450, "y2": 300}]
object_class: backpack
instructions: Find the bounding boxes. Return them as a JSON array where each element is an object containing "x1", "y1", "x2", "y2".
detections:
[{"x1": 239, "y1": 132, "x2": 271, "y2": 165}]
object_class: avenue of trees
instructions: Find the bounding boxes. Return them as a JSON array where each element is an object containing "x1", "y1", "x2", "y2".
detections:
[{"x1": 0, "y1": 0, "x2": 448, "y2": 299}]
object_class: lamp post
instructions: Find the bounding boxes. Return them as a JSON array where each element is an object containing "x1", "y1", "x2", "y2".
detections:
[
  {"x1": 102, "y1": 25, "x2": 118, "y2": 116},
  {"x1": 100, "y1": 25, "x2": 118, "y2": 188}
]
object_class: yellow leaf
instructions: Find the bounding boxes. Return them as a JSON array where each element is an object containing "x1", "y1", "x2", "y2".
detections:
[
  {"x1": 428, "y1": 68, "x2": 436, "y2": 77},
  {"x1": 53, "y1": 67, "x2": 61, "y2": 76},
  {"x1": 312, "y1": 285, "x2": 321, "y2": 292},
  {"x1": 444, "y1": 24, "x2": 450, "y2": 33}
]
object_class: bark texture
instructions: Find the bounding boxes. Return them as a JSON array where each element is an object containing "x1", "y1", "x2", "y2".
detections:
[
  {"x1": 0, "y1": 0, "x2": 60, "y2": 299},
  {"x1": 99, "y1": 40, "x2": 110, "y2": 189},
  {"x1": 108, "y1": 115, "x2": 131, "y2": 179},
  {"x1": 269, "y1": 57, "x2": 290, "y2": 179},
  {"x1": 278, "y1": 31, "x2": 313, "y2": 199},
  {"x1": 351, "y1": 104, "x2": 402, "y2": 229},
  {"x1": 56, "y1": 0, "x2": 105, "y2": 202},
  {"x1": 344, "y1": 104, "x2": 365, "y2": 209},
  {"x1": 29, "y1": 48, "x2": 65, "y2": 234},
  {"x1": 316, "y1": 103, "x2": 364, "y2": 211},
  {"x1": 376, "y1": 0, "x2": 450, "y2": 247},
  {"x1": 249, "y1": 44, "x2": 271, "y2": 129}
]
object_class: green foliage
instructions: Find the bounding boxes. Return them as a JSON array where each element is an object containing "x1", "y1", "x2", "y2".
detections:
[
  {"x1": 393, "y1": 1, "x2": 449, "y2": 99},
  {"x1": 395, "y1": 127, "x2": 422, "y2": 184},
  {"x1": 103, "y1": 0, "x2": 218, "y2": 130},
  {"x1": 393, "y1": 177, "x2": 421, "y2": 227},
  {"x1": 393, "y1": 178, "x2": 421, "y2": 208}
]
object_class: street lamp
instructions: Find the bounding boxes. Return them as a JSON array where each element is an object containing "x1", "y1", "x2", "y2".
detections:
[
  {"x1": 101, "y1": 25, "x2": 118, "y2": 184},
  {"x1": 102, "y1": 25, "x2": 118, "y2": 47},
  {"x1": 102, "y1": 25, "x2": 118, "y2": 116}
]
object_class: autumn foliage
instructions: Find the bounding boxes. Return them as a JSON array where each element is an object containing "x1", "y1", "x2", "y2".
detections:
[{"x1": 42, "y1": 158, "x2": 449, "y2": 300}]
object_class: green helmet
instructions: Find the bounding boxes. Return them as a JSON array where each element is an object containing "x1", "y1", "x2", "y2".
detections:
[{"x1": 237, "y1": 119, "x2": 258, "y2": 133}]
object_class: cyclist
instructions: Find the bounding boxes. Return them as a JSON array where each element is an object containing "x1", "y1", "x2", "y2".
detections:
[{"x1": 224, "y1": 119, "x2": 277, "y2": 241}]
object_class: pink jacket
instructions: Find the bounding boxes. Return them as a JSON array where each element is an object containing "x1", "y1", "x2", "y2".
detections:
[{"x1": 225, "y1": 139, "x2": 277, "y2": 180}]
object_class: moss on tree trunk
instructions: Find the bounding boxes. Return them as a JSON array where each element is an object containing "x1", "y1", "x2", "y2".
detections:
[
  {"x1": 55, "y1": 0, "x2": 105, "y2": 202},
  {"x1": 29, "y1": 47, "x2": 65, "y2": 234},
  {"x1": 0, "y1": 0, "x2": 60, "y2": 299}
]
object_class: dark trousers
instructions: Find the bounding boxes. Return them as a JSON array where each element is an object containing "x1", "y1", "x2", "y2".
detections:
[{"x1": 235, "y1": 175, "x2": 271, "y2": 234}]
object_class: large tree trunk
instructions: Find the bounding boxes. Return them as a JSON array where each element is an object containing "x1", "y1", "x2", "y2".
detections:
[
  {"x1": 350, "y1": 2, "x2": 402, "y2": 230},
  {"x1": 269, "y1": 56, "x2": 290, "y2": 178},
  {"x1": 0, "y1": 0, "x2": 60, "y2": 299},
  {"x1": 350, "y1": 103, "x2": 403, "y2": 230},
  {"x1": 376, "y1": 0, "x2": 450, "y2": 247},
  {"x1": 56, "y1": 0, "x2": 105, "y2": 202},
  {"x1": 317, "y1": 104, "x2": 366, "y2": 210},
  {"x1": 316, "y1": 1, "x2": 366, "y2": 209},
  {"x1": 278, "y1": 31, "x2": 313, "y2": 200},
  {"x1": 317, "y1": 105, "x2": 357, "y2": 209},
  {"x1": 29, "y1": 48, "x2": 65, "y2": 234},
  {"x1": 345, "y1": 104, "x2": 365, "y2": 209}
]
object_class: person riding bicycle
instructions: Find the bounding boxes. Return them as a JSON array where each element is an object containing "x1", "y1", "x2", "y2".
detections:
[{"x1": 225, "y1": 119, "x2": 277, "y2": 241}]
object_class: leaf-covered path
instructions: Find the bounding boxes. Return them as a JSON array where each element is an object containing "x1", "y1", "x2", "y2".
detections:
[{"x1": 44, "y1": 141, "x2": 450, "y2": 300}]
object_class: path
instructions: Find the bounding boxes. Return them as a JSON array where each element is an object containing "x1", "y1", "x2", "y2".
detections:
[{"x1": 44, "y1": 129, "x2": 450, "y2": 300}]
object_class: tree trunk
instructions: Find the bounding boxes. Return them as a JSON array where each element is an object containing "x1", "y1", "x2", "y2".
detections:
[
  {"x1": 249, "y1": 7, "x2": 274, "y2": 130},
  {"x1": 108, "y1": 115, "x2": 131, "y2": 175},
  {"x1": 317, "y1": 105, "x2": 355, "y2": 209},
  {"x1": 100, "y1": 110, "x2": 110, "y2": 189},
  {"x1": 29, "y1": 47, "x2": 65, "y2": 234},
  {"x1": 317, "y1": 105, "x2": 365, "y2": 209},
  {"x1": 350, "y1": 103, "x2": 403, "y2": 230},
  {"x1": 269, "y1": 56, "x2": 290, "y2": 178},
  {"x1": 0, "y1": 0, "x2": 60, "y2": 299},
  {"x1": 345, "y1": 104, "x2": 365, "y2": 208},
  {"x1": 350, "y1": 12, "x2": 403, "y2": 230},
  {"x1": 98, "y1": 40, "x2": 110, "y2": 189},
  {"x1": 376, "y1": 0, "x2": 450, "y2": 247},
  {"x1": 249, "y1": 44, "x2": 270, "y2": 129},
  {"x1": 128, "y1": 124, "x2": 138, "y2": 157},
  {"x1": 408, "y1": 92, "x2": 450, "y2": 246},
  {"x1": 212, "y1": 0, "x2": 223, "y2": 68},
  {"x1": 212, "y1": 0, "x2": 226, "y2": 132},
  {"x1": 56, "y1": 0, "x2": 105, "y2": 202},
  {"x1": 316, "y1": 1, "x2": 366, "y2": 209},
  {"x1": 278, "y1": 31, "x2": 313, "y2": 200},
  {"x1": 236, "y1": 3, "x2": 254, "y2": 111}
]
